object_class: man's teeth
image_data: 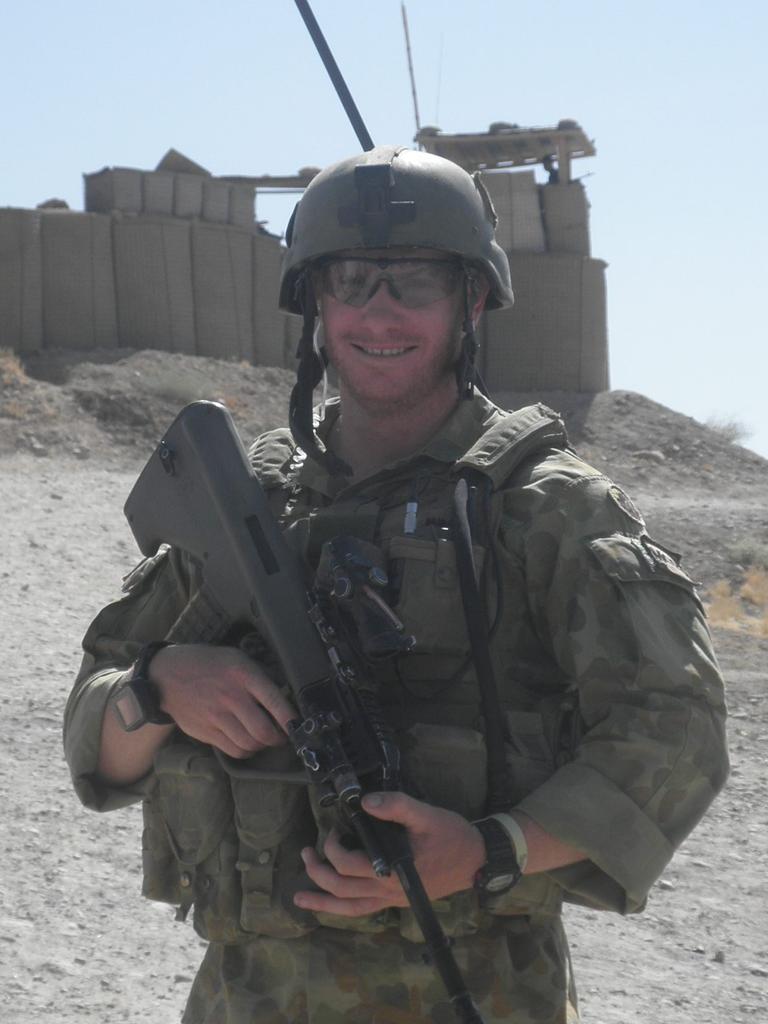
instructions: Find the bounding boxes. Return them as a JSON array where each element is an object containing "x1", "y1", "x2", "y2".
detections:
[{"x1": 361, "y1": 347, "x2": 409, "y2": 356}]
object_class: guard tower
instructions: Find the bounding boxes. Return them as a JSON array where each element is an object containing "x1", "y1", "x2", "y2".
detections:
[{"x1": 416, "y1": 121, "x2": 608, "y2": 393}]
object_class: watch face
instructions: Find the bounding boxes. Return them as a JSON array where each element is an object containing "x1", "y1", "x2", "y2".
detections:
[
  {"x1": 484, "y1": 873, "x2": 519, "y2": 893},
  {"x1": 113, "y1": 687, "x2": 145, "y2": 731}
]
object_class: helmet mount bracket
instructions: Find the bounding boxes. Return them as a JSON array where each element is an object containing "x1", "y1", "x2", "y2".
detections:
[{"x1": 338, "y1": 163, "x2": 416, "y2": 247}]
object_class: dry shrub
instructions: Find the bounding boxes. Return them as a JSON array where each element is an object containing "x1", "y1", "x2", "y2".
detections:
[
  {"x1": 741, "y1": 569, "x2": 768, "y2": 608},
  {"x1": 0, "y1": 349, "x2": 28, "y2": 387},
  {"x1": 706, "y1": 572, "x2": 768, "y2": 636},
  {"x1": 0, "y1": 398, "x2": 27, "y2": 419},
  {"x1": 705, "y1": 414, "x2": 752, "y2": 444},
  {"x1": 729, "y1": 538, "x2": 768, "y2": 571},
  {"x1": 706, "y1": 580, "x2": 743, "y2": 628}
]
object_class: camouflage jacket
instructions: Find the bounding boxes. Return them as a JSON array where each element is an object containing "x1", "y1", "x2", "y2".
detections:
[{"x1": 64, "y1": 393, "x2": 728, "y2": 934}]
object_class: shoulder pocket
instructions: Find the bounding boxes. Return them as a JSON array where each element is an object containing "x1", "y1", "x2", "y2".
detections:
[
  {"x1": 586, "y1": 533, "x2": 704, "y2": 635},
  {"x1": 588, "y1": 534, "x2": 697, "y2": 590}
]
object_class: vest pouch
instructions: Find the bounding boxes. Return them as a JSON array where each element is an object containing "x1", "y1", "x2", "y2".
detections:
[
  {"x1": 143, "y1": 739, "x2": 244, "y2": 943},
  {"x1": 388, "y1": 536, "x2": 485, "y2": 657},
  {"x1": 222, "y1": 745, "x2": 318, "y2": 939},
  {"x1": 397, "y1": 721, "x2": 487, "y2": 941}
]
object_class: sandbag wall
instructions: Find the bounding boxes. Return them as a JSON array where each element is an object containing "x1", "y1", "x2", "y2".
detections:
[
  {"x1": 0, "y1": 168, "x2": 608, "y2": 391},
  {"x1": 480, "y1": 172, "x2": 608, "y2": 392},
  {"x1": 84, "y1": 167, "x2": 257, "y2": 230},
  {"x1": 0, "y1": 208, "x2": 299, "y2": 367}
]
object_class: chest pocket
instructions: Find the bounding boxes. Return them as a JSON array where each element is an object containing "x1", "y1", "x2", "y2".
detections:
[{"x1": 388, "y1": 535, "x2": 485, "y2": 658}]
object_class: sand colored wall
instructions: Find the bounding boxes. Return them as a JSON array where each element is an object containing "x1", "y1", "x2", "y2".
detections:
[
  {"x1": 482, "y1": 251, "x2": 608, "y2": 392},
  {"x1": 1, "y1": 168, "x2": 608, "y2": 391},
  {"x1": 0, "y1": 208, "x2": 299, "y2": 367}
]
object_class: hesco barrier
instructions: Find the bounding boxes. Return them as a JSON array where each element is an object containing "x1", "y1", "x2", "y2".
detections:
[
  {"x1": 1, "y1": 170, "x2": 609, "y2": 391},
  {"x1": 481, "y1": 251, "x2": 608, "y2": 392},
  {"x1": 84, "y1": 167, "x2": 256, "y2": 230},
  {"x1": 0, "y1": 208, "x2": 300, "y2": 367},
  {"x1": 0, "y1": 209, "x2": 43, "y2": 353}
]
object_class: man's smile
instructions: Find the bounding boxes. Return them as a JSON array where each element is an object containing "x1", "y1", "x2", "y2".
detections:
[{"x1": 351, "y1": 343, "x2": 417, "y2": 358}]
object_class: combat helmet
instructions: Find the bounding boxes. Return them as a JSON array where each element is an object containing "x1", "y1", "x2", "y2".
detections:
[
  {"x1": 280, "y1": 145, "x2": 514, "y2": 312},
  {"x1": 281, "y1": 145, "x2": 514, "y2": 475}
]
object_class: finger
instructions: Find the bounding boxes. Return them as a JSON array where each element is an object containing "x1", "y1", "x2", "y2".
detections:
[
  {"x1": 206, "y1": 726, "x2": 257, "y2": 760},
  {"x1": 300, "y1": 848, "x2": 388, "y2": 900},
  {"x1": 231, "y1": 700, "x2": 288, "y2": 748},
  {"x1": 323, "y1": 829, "x2": 377, "y2": 878},
  {"x1": 208, "y1": 710, "x2": 268, "y2": 753},
  {"x1": 243, "y1": 677, "x2": 296, "y2": 733},
  {"x1": 293, "y1": 889, "x2": 390, "y2": 918}
]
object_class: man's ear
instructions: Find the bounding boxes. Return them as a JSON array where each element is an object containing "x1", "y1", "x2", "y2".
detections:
[{"x1": 471, "y1": 277, "x2": 490, "y2": 325}]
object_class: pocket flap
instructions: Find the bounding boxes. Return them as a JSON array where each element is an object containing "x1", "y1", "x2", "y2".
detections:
[
  {"x1": 153, "y1": 743, "x2": 234, "y2": 866},
  {"x1": 587, "y1": 534, "x2": 694, "y2": 589}
]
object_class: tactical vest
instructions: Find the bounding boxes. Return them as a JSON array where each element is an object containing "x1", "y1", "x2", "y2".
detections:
[{"x1": 140, "y1": 404, "x2": 582, "y2": 944}]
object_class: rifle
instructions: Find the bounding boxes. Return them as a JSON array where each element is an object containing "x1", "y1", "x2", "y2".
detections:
[{"x1": 124, "y1": 400, "x2": 485, "y2": 1024}]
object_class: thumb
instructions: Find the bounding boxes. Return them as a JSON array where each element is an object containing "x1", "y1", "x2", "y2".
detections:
[{"x1": 362, "y1": 791, "x2": 427, "y2": 828}]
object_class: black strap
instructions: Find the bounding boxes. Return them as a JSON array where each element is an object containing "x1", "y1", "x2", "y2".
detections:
[
  {"x1": 288, "y1": 275, "x2": 352, "y2": 478},
  {"x1": 451, "y1": 473, "x2": 510, "y2": 814}
]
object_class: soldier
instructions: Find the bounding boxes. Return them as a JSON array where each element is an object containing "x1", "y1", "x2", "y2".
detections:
[{"x1": 64, "y1": 146, "x2": 728, "y2": 1023}]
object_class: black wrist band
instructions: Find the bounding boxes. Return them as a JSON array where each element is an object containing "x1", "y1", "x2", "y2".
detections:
[
  {"x1": 131, "y1": 641, "x2": 174, "y2": 724},
  {"x1": 112, "y1": 641, "x2": 174, "y2": 731}
]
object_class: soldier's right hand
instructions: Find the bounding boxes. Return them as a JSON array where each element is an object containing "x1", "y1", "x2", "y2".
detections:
[{"x1": 151, "y1": 644, "x2": 296, "y2": 758}]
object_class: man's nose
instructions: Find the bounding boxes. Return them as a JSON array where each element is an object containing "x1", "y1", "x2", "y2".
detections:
[{"x1": 364, "y1": 276, "x2": 403, "y2": 306}]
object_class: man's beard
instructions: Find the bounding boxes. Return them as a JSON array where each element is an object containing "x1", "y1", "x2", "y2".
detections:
[{"x1": 326, "y1": 323, "x2": 463, "y2": 416}]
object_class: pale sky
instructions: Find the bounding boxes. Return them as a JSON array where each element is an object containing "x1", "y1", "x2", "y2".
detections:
[{"x1": 3, "y1": 0, "x2": 767, "y2": 456}]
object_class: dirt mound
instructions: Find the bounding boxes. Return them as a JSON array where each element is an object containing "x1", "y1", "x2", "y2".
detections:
[{"x1": 2, "y1": 348, "x2": 297, "y2": 463}]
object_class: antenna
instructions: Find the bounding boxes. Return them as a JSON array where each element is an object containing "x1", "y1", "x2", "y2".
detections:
[
  {"x1": 434, "y1": 32, "x2": 444, "y2": 124},
  {"x1": 401, "y1": 3, "x2": 421, "y2": 136},
  {"x1": 293, "y1": 0, "x2": 375, "y2": 151}
]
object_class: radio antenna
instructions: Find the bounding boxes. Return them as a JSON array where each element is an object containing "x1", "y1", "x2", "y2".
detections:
[
  {"x1": 293, "y1": 0, "x2": 375, "y2": 151},
  {"x1": 401, "y1": 3, "x2": 421, "y2": 136}
]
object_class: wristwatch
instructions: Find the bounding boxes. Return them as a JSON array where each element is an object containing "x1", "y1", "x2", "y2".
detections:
[
  {"x1": 472, "y1": 815, "x2": 525, "y2": 895},
  {"x1": 112, "y1": 641, "x2": 175, "y2": 732}
]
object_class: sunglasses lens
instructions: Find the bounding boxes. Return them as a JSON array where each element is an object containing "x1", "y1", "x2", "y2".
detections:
[{"x1": 321, "y1": 259, "x2": 461, "y2": 308}]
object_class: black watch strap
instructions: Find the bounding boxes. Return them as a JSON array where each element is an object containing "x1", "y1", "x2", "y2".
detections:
[
  {"x1": 112, "y1": 641, "x2": 174, "y2": 732},
  {"x1": 473, "y1": 816, "x2": 522, "y2": 895}
]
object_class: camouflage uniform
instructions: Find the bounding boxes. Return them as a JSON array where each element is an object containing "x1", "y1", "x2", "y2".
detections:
[{"x1": 64, "y1": 393, "x2": 728, "y2": 1023}]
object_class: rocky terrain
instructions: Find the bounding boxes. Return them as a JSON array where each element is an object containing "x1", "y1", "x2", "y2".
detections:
[{"x1": 1, "y1": 348, "x2": 766, "y2": 1023}]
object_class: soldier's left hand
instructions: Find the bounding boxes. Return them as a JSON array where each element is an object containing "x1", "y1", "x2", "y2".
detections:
[{"x1": 293, "y1": 791, "x2": 486, "y2": 917}]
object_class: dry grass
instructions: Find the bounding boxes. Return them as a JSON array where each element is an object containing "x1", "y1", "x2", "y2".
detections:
[
  {"x1": 0, "y1": 398, "x2": 28, "y2": 420},
  {"x1": 728, "y1": 537, "x2": 768, "y2": 571},
  {"x1": 705, "y1": 414, "x2": 753, "y2": 445},
  {"x1": 706, "y1": 569, "x2": 768, "y2": 635},
  {"x1": 741, "y1": 568, "x2": 768, "y2": 607},
  {"x1": 706, "y1": 580, "x2": 743, "y2": 628},
  {"x1": 0, "y1": 348, "x2": 29, "y2": 387}
]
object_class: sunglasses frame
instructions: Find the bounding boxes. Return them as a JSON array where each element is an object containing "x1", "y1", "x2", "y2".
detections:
[{"x1": 314, "y1": 255, "x2": 467, "y2": 309}]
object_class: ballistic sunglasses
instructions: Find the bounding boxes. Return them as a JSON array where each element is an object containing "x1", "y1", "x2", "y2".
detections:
[{"x1": 316, "y1": 257, "x2": 465, "y2": 309}]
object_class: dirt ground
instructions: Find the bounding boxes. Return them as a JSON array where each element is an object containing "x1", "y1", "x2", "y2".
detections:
[{"x1": 2, "y1": 349, "x2": 767, "y2": 1023}]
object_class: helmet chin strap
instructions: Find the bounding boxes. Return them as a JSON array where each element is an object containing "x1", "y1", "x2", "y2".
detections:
[
  {"x1": 289, "y1": 274, "x2": 353, "y2": 477},
  {"x1": 455, "y1": 274, "x2": 489, "y2": 399}
]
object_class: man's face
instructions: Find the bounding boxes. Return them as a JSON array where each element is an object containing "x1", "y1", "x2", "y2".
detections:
[{"x1": 316, "y1": 248, "x2": 487, "y2": 414}]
